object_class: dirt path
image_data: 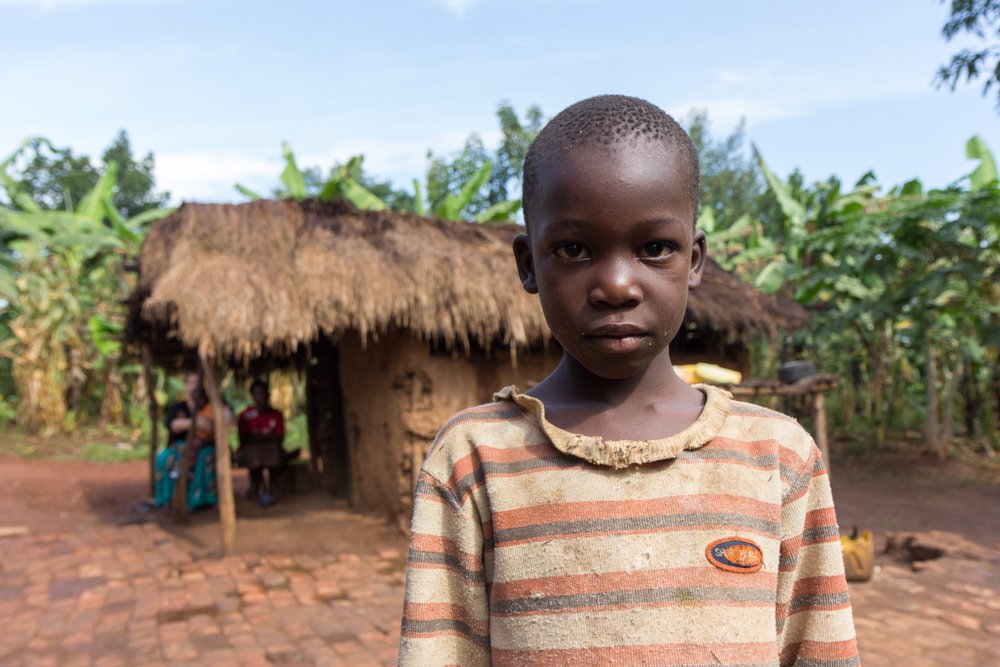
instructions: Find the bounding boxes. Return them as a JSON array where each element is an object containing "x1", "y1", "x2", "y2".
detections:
[
  {"x1": 1, "y1": 452, "x2": 999, "y2": 665},
  {"x1": 0, "y1": 455, "x2": 404, "y2": 557}
]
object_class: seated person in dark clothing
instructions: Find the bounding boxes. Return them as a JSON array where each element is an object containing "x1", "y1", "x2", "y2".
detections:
[{"x1": 237, "y1": 379, "x2": 285, "y2": 506}]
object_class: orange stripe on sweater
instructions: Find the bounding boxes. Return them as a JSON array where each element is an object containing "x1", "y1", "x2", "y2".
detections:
[
  {"x1": 403, "y1": 602, "x2": 489, "y2": 634},
  {"x1": 790, "y1": 574, "x2": 849, "y2": 598},
  {"x1": 804, "y1": 507, "x2": 837, "y2": 530},
  {"x1": 409, "y1": 534, "x2": 483, "y2": 572},
  {"x1": 493, "y1": 494, "x2": 780, "y2": 531},
  {"x1": 475, "y1": 443, "x2": 559, "y2": 464},
  {"x1": 496, "y1": 524, "x2": 771, "y2": 548},
  {"x1": 700, "y1": 436, "x2": 777, "y2": 457},
  {"x1": 491, "y1": 566, "x2": 777, "y2": 601},
  {"x1": 493, "y1": 641, "x2": 777, "y2": 666},
  {"x1": 779, "y1": 638, "x2": 858, "y2": 663}
]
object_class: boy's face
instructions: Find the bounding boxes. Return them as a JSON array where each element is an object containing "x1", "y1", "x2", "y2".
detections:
[{"x1": 514, "y1": 140, "x2": 706, "y2": 380}]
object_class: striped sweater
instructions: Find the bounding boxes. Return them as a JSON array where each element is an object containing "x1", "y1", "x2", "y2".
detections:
[{"x1": 399, "y1": 385, "x2": 859, "y2": 666}]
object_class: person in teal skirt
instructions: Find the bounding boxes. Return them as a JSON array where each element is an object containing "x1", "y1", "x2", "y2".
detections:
[{"x1": 155, "y1": 373, "x2": 231, "y2": 510}]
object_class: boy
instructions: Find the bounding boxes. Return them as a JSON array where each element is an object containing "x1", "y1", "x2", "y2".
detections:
[{"x1": 399, "y1": 95, "x2": 858, "y2": 666}]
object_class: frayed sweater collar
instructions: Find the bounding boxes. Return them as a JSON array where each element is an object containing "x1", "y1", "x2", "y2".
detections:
[{"x1": 494, "y1": 384, "x2": 732, "y2": 469}]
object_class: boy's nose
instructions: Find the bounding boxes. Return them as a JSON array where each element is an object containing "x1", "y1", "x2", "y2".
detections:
[{"x1": 589, "y1": 259, "x2": 643, "y2": 307}]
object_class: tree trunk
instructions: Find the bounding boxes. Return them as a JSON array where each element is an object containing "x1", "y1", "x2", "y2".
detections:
[
  {"x1": 941, "y1": 361, "x2": 962, "y2": 446},
  {"x1": 201, "y1": 356, "x2": 236, "y2": 555},
  {"x1": 925, "y1": 346, "x2": 944, "y2": 460},
  {"x1": 140, "y1": 344, "x2": 159, "y2": 500}
]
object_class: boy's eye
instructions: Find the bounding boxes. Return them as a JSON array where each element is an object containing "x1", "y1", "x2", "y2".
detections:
[
  {"x1": 554, "y1": 242, "x2": 590, "y2": 259},
  {"x1": 639, "y1": 241, "x2": 674, "y2": 258}
]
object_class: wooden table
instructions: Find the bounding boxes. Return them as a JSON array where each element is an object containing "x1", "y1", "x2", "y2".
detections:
[{"x1": 713, "y1": 374, "x2": 840, "y2": 471}]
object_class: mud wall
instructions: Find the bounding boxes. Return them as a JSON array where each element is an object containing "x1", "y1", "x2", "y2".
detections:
[{"x1": 337, "y1": 331, "x2": 558, "y2": 524}]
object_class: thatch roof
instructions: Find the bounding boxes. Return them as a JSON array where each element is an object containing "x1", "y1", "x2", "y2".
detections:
[{"x1": 129, "y1": 199, "x2": 807, "y2": 363}]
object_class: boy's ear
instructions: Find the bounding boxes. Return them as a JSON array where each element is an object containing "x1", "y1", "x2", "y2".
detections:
[
  {"x1": 688, "y1": 229, "x2": 707, "y2": 289},
  {"x1": 512, "y1": 233, "x2": 538, "y2": 294}
]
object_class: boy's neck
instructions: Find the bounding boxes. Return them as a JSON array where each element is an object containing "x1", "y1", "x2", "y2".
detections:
[
  {"x1": 526, "y1": 351, "x2": 706, "y2": 441},
  {"x1": 532, "y1": 351, "x2": 693, "y2": 408}
]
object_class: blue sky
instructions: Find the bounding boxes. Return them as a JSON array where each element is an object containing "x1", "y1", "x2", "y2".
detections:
[{"x1": 1, "y1": 0, "x2": 997, "y2": 204}]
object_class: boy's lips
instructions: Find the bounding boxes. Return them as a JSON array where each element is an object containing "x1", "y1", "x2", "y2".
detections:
[
  {"x1": 586, "y1": 323, "x2": 648, "y2": 336},
  {"x1": 584, "y1": 324, "x2": 650, "y2": 353}
]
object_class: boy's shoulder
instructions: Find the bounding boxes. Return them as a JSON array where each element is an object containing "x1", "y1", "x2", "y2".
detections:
[
  {"x1": 719, "y1": 397, "x2": 819, "y2": 469},
  {"x1": 420, "y1": 390, "x2": 536, "y2": 483}
]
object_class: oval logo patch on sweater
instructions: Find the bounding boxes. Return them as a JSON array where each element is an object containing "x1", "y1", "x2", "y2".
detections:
[{"x1": 706, "y1": 537, "x2": 763, "y2": 573}]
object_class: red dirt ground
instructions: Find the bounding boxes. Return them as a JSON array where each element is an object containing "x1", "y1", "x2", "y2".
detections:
[
  {"x1": 2, "y1": 447, "x2": 997, "y2": 554},
  {"x1": 1, "y1": 445, "x2": 999, "y2": 665}
]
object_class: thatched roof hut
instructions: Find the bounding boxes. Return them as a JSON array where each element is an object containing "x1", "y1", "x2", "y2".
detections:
[
  {"x1": 131, "y1": 198, "x2": 804, "y2": 364},
  {"x1": 129, "y1": 199, "x2": 807, "y2": 523}
]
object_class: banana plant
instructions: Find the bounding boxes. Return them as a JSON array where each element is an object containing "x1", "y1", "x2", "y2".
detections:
[
  {"x1": 422, "y1": 161, "x2": 521, "y2": 222},
  {"x1": 966, "y1": 134, "x2": 999, "y2": 191},
  {"x1": 236, "y1": 143, "x2": 387, "y2": 210},
  {"x1": 751, "y1": 145, "x2": 878, "y2": 294},
  {"x1": 1, "y1": 145, "x2": 173, "y2": 433}
]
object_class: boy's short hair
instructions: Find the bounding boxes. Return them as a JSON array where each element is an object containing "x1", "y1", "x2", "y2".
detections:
[
  {"x1": 250, "y1": 379, "x2": 268, "y2": 394},
  {"x1": 522, "y1": 95, "x2": 700, "y2": 230}
]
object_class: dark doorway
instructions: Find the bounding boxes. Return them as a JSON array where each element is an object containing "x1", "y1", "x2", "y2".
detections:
[{"x1": 306, "y1": 336, "x2": 350, "y2": 499}]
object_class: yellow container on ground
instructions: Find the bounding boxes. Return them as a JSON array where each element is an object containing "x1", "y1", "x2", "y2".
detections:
[{"x1": 674, "y1": 363, "x2": 742, "y2": 385}]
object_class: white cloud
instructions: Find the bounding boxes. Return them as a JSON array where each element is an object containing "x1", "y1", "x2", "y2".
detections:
[
  {"x1": 0, "y1": 0, "x2": 154, "y2": 6},
  {"x1": 156, "y1": 150, "x2": 281, "y2": 203},
  {"x1": 156, "y1": 128, "x2": 502, "y2": 204},
  {"x1": 669, "y1": 97, "x2": 808, "y2": 130},
  {"x1": 299, "y1": 128, "x2": 502, "y2": 184},
  {"x1": 672, "y1": 63, "x2": 932, "y2": 132},
  {"x1": 438, "y1": 0, "x2": 480, "y2": 15}
]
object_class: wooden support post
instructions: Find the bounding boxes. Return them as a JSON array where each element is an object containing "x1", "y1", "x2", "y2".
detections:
[
  {"x1": 812, "y1": 392, "x2": 830, "y2": 478},
  {"x1": 201, "y1": 356, "x2": 236, "y2": 555},
  {"x1": 140, "y1": 344, "x2": 160, "y2": 501}
]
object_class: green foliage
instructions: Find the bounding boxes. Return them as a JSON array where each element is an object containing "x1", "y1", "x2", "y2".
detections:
[
  {"x1": 489, "y1": 101, "x2": 544, "y2": 205},
  {"x1": 100, "y1": 130, "x2": 171, "y2": 217},
  {"x1": 0, "y1": 140, "x2": 173, "y2": 434},
  {"x1": 424, "y1": 101, "x2": 538, "y2": 221},
  {"x1": 967, "y1": 135, "x2": 999, "y2": 188},
  {"x1": 686, "y1": 111, "x2": 763, "y2": 226},
  {"x1": 426, "y1": 134, "x2": 495, "y2": 218},
  {"x1": 0, "y1": 133, "x2": 169, "y2": 217},
  {"x1": 935, "y1": 0, "x2": 1000, "y2": 111},
  {"x1": 712, "y1": 135, "x2": 1000, "y2": 454},
  {"x1": 237, "y1": 145, "x2": 390, "y2": 211}
]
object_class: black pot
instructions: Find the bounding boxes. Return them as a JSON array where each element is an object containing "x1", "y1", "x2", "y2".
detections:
[{"x1": 778, "y1": 360, "x2": 817, "y2": 384}]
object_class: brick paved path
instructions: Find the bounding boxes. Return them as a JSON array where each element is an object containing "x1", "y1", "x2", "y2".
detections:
[
  {"x1": 850, "y1": 556, "x2": 1000, "y2": 666},
  {"x1": 0, "y1": 524, "x2": 404, "y2": 666},
  {"x1": 2, "y1": 522, "x2": 999, "y2": 666}
]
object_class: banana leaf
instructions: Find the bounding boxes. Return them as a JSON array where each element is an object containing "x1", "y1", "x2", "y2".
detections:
[
  {"x1": 78, "y1": 162, "x2": 118, "y2": 222},
  {"x1": 0, "y1": 209, "x2": 50, "y2": 243},
  {"x1": 13, "y1": 192, "x2": 42, "y2": 213},
  {"x1": 413, "y1": 179, "x2": 426, "y2": 216},
  {"x1": 0, "y1": 264, "x2": 15, "y2": 301},
  {"x1": 339, "y1": 178, "x2": 387, "y2": 211},
  {"x1": 280, "y1": 143, "x2": 307, "y2": 199},
  {"x1": 102, "y1": 198, "x2": 141, "y2": 246},
  {"x1": 966, "y1": 135, "x2": 998, "y2": 191},
  {"x1": 474, "y1": 199, "x2": 520, "y2": 222},
  {"x1": 439, "y1": 162, "x2": 492, "y2": 220},
  {"x1": 235, "y1": 183, "x2": 263, "y2": 200},
  {"x1": 753, "y1": 144, "x2": 806, "y2": 230},
  {"x1": 88, "y1": 314, "x2": 122, "y2": 357},
  {"x1": 754, "y1": 258, "x2": 794, "y2": 294},
  {"x1": 127, "y1": 206, "x2": 176, "y2": 229}
]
